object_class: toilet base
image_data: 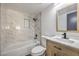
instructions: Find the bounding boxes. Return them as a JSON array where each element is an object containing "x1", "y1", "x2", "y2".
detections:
[
  {"x1": 31, "y1": 51, "x2": 46, "y2": 56},
  {"x1": 26, "y1": 54, "x2": 31, "y2": 56}
]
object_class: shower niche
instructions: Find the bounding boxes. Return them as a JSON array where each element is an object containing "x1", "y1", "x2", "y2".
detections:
[{"x1": 56, "y1": 4, "x2": 79, "y2": 32}]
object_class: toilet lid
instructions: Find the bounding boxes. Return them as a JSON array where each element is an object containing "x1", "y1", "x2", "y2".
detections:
[{"x1": 32, "y1": 46, "x2": 45, "y2": 53}]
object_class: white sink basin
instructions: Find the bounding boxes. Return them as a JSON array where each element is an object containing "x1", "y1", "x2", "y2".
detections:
[
  {"x1": 54, "y1": 37, "x2": 74, "y2": 43},
  {"x1": 42, "y1": 35, "x2": 79, "y2": 49}
]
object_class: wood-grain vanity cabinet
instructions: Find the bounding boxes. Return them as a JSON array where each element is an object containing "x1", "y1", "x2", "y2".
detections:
[{"x1": 46, "y1": 40, "x2": 79, "y2": 56}]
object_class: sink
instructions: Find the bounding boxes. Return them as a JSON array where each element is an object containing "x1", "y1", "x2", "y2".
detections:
[{"x1": 54, "y1": 37, "x2": 74, "y2": 43}]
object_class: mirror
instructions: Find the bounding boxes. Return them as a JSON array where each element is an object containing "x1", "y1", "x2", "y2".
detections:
[
  {"x1": 67, "y1": 11, "x2": 77, "y2": 31},
  {"x1": 56, "y1": 4, "x2": 77, "y2": 32}
]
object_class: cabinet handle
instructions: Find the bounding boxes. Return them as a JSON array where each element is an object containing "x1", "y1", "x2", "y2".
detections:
[
  {"x1": 54, "y1": 46, "x2": 62, "y2": 50},
  {"x1": 54, "y1": 53, "x2": 56, "y2": 56}
]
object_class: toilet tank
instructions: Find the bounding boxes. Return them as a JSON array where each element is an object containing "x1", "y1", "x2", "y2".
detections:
[{"x1": 34, "y1": 40, "x2": 40, "y2": 46}]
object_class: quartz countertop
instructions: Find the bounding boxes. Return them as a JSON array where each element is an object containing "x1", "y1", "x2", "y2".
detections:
[{"x1": 42, "y1": 35, "x2": 79, "y2": 49}]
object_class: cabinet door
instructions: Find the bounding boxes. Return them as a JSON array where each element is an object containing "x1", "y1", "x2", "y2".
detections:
[
  {"x1": 46, "y1": 46, "x2": 52, "y2": 56},
  {"x1": 50, "y1": 47, "x2": 57, "y2": 56},
  {"x1": 51, "y1": 50, "x2": 57, "y2": 56},
  {"x1": 46, "y1": 41, "x2": 53, "y2": 56},
  {"x1": 46, "y1": 40, "x2": 58, "y2": 56}
]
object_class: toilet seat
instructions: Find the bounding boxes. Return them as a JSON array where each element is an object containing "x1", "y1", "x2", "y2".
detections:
[{"x1": 31, "y1": 46, "x2": 46, "y2": 56}]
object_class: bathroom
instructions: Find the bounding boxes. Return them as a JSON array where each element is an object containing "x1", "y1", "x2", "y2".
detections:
[{"x1": 0, "y1": 3, "x2": 79, "y2": 56}]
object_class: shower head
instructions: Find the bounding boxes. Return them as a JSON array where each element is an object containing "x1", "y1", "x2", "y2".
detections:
[{"x1": 33, "y1": 18, "x2": 37, "y2": 22}]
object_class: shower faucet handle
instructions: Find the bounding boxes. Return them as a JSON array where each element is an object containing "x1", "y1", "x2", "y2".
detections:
[{"x1": 34, "y1": 34, "x2": 38, "y2": 39}]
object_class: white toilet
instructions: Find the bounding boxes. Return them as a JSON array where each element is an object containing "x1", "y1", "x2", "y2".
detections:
[{"x1": 31, "y1": 45, "x2": 46, "y2": 56}]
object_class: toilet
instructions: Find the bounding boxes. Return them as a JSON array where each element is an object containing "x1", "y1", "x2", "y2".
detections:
[{"x1": 31, "y1": 45, "x2": 46, "y2": 56}]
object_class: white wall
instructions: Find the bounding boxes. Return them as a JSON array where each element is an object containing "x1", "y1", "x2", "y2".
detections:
[
  {"x1": 41, "y1": 3, "x2": 79, "y2": 47},
  {"x1": 0, "y1": 3, "x2": 36, "y2": 56},
  {"x1": 0, "y1": 3, "x2": 1, "y2": 55},
  {"x1": 41, "y1": 4, "x2": 56, "y2": 47}
]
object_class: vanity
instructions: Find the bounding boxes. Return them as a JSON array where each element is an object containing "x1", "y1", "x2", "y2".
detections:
[
  {"x1": 42, "y1": 36, "x2": 79, "y2": 56},
  {"x1": 47, "y1": 40, "x2": 79, "y2": 56}
]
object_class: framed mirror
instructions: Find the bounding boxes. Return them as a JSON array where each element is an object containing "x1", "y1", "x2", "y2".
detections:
[{"x1": 56, "y1": 4, "x2": 77, "y2": 32}]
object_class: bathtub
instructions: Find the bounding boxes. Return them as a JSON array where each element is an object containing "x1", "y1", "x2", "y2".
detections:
[{"x1": 1, "y1": 40, "x2": 40, "y2": 56}]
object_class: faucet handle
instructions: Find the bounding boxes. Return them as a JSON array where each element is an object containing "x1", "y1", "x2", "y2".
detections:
[{"x1": 62, "y1": 33, "x2": 66, "y2": 35}]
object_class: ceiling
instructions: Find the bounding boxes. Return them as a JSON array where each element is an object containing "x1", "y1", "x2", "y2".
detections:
[{"x1": 6, "y1": 3, "x2": 51, "y2": 17}]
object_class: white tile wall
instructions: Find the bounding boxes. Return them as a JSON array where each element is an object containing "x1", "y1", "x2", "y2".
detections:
[
  {"x1": 0, "y1": 4, "x2": 36, "y2": 56},
  {"x1": 35, "y1": 14, "x2": 41, "y2": 43}
]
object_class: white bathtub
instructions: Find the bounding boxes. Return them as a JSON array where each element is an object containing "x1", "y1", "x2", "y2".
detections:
[{"x1": 1, "y1": 40, "x2": 40, "y2": 56}]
